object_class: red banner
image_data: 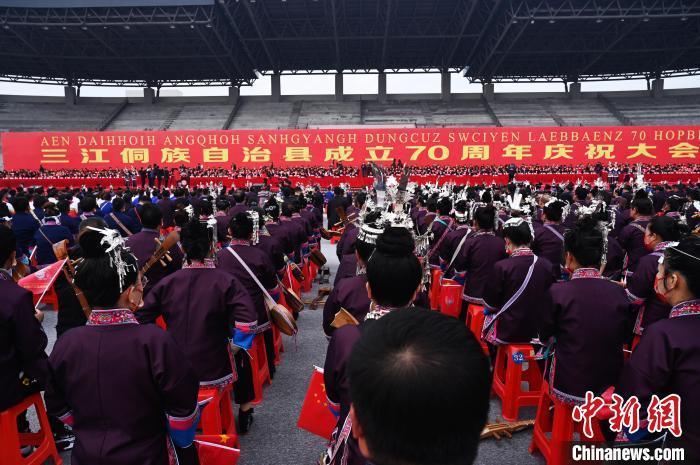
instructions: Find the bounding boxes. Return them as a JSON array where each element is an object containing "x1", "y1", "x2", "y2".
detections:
[{"x1": 2, "y1": 126, "x2": 700, "y2": 170}]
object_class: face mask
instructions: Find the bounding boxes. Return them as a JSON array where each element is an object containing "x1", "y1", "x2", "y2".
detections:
[{"x1": 653, "y1": 274, "x2": 671, "y2": 305}]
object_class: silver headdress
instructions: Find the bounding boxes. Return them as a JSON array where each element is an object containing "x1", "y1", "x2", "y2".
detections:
[
  {"x1": 248, "y1": 210, "x2": 260, "y2": 245},
  {"x1": 357, "y1": 224, "x2": 385, "y2": 245},
  {"x1": 503, "y1": 217, "x2": 535, "y2": 241}
]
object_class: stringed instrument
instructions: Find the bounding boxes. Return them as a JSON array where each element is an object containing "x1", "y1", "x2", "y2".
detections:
[
  {"x1": 141, "y1": 230, "x2": 180, "y2": 275},
  {"x1": 319, "y1": 227, "x2": 343, "y2": 240},
  {"x1": 53, "y1": 239, "x2": 92, "y2": 319},
  {"x1": 305, "y1": 287, "x2": 331, "y2": 310},
  {"x1": 11, "y1": 261, "x2": 31, "y2": 282},
  {"x1": 331, "y1": 307, "x2": 359, "y2": 329},
  {"x1": 480, "y1": 419, "x2": 535, "y2": 440}
]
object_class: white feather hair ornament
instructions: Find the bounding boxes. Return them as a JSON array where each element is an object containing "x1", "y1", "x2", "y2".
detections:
[{"x1": 86, "y1": 227, "x2": 137, "y2": 293}]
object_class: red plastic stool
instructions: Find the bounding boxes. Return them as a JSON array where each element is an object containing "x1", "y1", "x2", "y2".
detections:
[
  {"x1": 466, "y1": 304, "x2": 489, "y2": 356},
  {"x1": 250, "y1": 335, "x2": 271, "y2": 405},
  {"x1": 0, "y1": 393, "x2": 62, "y2": 465},
  {"x1": 271, "y1": 324, "x2": 283, "y2": 366},
  {"x1": 492, "y1": 344, "x2": 542, "y2": 421},
  {"x1": 284, "y1": 266, "x2": 303, "y2": 300},
  {"x1": 529, "y1": 382, "x2": 606, "y2": 465},
  {"x1": 438, "y1": 279, "x2": 462, "y2": 318},
  {"x1": 197, "y1": 384, "x2": 239, "y2": 447},
  {"x1": 309, "y1": 260, "x2": 319, "y2": 282},
  {"x1": 301, "y1": 260, "x2": 312, "y2": 293},
  {"x1": 428, "y1": 269, "x2": 442, "y2": 311}
]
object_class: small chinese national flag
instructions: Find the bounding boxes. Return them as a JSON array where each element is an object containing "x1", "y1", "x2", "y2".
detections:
[
  {"x1": 297, "y1": 366, "x2": 338, "y2": 440},
  {"x1": 195, "y1": 435, "x2": 240, "y2": 465},
  {"x1": 18, "y1": 259, "x2": 67, "y2": 304}
]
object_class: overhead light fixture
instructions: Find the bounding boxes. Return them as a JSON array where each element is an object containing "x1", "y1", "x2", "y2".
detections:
[
  {"x1": 124, "y1": 25, "x2": 130, "y2": 30},
  {"x1": 596, "y1": 18, "x2": 603, "y2": 23},
  {"x1": 548, "y1": 19, "x2": 555, "y2": 24}
]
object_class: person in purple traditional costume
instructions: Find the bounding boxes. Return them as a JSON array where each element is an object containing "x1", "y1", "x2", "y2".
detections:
[
  {"x1": 617, "y1": 237, "x2": 700, "y2": 463},
  {"x1": 438, "y1": 198, "x2": 472, "y2": 270},
  {"x1": 482, "y1": 217, "x2": 555, "y2": 356},
  {"x1": 538, "y1": 215, "x2": 633, "y2": 407},
  {"x1": 0, "y1": 225, "x2": 50, "y2": 451},
  {"x1": 450, "y1": 204, "x2": 507, "y2": 312},
  {"x1": 216, "y1": 211, "x2": 283, "y2": 431},
  {"x1": 263, "y1": 201, "x2": 294, "y2": 265},
  {"x1": 322, "y1": 214, "x2": 382, "y2": 337},
  {"x1": 624, "y1": 215, "x2": 687, "y2": 347},
  {"x1": 253, "y1": 205, "x2": 287, "y2": 278},
  {"x1": 137, "y1": 219, "x2": 258, "y2": 432},
  {"x1": 426, "y1": 196, "x2": 454, "y2": 268},
  {"x1": 45, "y1": 226, "x2": 202, "y2": 465},
  {"x1": 324, "y1": 226, "x2": 423, "y2": 465},
  {"x1": 619, "y1": 190, "x2": 654, "y2": 277},
  {"x1": 532, "y1": 198, "x2": 567, "y2": 280},
  {"x1": 280, "y1": 200, "x2": 308, "y2": 264}
]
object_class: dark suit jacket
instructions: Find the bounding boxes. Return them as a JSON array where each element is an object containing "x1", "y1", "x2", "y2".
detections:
[{"x1": 157, "y1": 198, "x2": 175, "y2": 228}]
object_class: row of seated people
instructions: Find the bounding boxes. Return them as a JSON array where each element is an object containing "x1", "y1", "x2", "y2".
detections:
[
  {"x1": 323, "y1": 184, "x2": 700, "y2": 464},
  {"x1": 0, "y1": 188, "x2": 325, "y2": 464}
]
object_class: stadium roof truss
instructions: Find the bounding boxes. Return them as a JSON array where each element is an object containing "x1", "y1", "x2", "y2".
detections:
[{"x1": 0, "y1": 0, "x2": 699, "y2": 87}]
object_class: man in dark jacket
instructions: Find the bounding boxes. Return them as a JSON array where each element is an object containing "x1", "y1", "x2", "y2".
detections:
[
  {"x1": 0, "y1": 225, "x2": 48, "y2": 412},
  {"x1": 10, "y1": 196, "x2": 40, "y2": 257},
  {"x1": 326, "y1": 187, "x2": 349, "y2": 229}
]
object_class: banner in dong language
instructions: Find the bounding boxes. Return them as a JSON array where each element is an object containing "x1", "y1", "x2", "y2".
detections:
[{"x1": 2, "y1": 126, "x2": 700, "y2": 170}]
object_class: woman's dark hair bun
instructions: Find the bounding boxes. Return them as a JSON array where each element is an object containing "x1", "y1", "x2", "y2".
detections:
[
  {"x1": 575, "y1": 215, "x2": 599, "y2": 233},
  {"x1": 78, "y1": 228, "x2": 110, "y2": 259},
  {"x1": 375, "y1": 227, "x2": 415, "y2": 257}
]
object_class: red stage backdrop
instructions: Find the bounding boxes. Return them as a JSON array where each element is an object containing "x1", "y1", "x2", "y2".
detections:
[{"x1": 2, "y1": 126, "x2": 700, "y2": 170}]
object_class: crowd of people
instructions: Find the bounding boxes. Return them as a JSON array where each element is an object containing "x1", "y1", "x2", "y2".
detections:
[
  {"x1": 1, "y1": 171, "x2": 699, "y2": 465},
  {"x1": 2, "y1": 162, "x2": 698, "y2": 186}
]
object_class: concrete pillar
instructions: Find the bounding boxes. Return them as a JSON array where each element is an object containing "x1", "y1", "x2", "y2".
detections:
[
  {"x1": 651, "y1": 78, "x2": 664, "y2": 98},
  {"x1": 482, "y1": 82, "x2": 495, "y2": 102},
  {"x1": 228, "y1": 86, "x2": 240, "y2": 104},
  {"x1": 335, "y1": 72, "x2": 344, "y2": 102},
  {"x1": 441, "y1": 70, "x2": 451, "y2": 102},
  {"x1": 569, "y1": 82, "x2": 581, "y2": 99},
  {"x1": 143, "y1": 87, "x2": 156, "y2": 104},
  {"x1": 378, "y1": 71, "x2": 387, "y2": 103},
  {"x1": 271, "y1": 73, "x2": 281, "y2": 102},
  {"x1": 64, "y1": 86, "x2": 77, "y2": 105}
]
